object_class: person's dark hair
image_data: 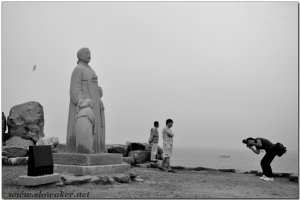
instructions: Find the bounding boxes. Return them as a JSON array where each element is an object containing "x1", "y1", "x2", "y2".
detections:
[
  {"x1": 166, "y1": 119, "x2": 173, "y2": 125},
  {"x1": 154, "y1": 121, "x2": 159, "y2": 127},
  {"x1": 242, "y1": 137, "x2": 256, "y2": 144}
]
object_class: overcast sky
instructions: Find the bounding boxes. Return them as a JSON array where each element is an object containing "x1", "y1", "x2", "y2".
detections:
[{"x1": 1, "y1": 2, "x2": 298, "y2": 150}]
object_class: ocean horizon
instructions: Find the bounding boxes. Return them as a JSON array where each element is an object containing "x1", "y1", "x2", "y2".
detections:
[{"x1": 171, "y1": 146, "x2": 298, "y2": 174}]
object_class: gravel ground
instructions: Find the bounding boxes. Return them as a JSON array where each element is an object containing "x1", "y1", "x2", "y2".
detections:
[{"x1": 2, "y1": 165, "x2": 298, "y2": 199}]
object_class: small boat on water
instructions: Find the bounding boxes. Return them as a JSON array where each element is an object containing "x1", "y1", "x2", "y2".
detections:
[{"x1": 219, "y1": 155, "x2": 230, "y2": 158}]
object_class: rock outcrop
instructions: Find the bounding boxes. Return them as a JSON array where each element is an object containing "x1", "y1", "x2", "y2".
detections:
[
  {"x1": 7, "y1": 101, "x2": 44, "y2": 142},
  {"x1": 129, "y1": 150, "x2": 151, "y2": 164},
  {"x1": 5, "y1": 136, "x2": 34, "y2": 148},
  {"x1": 106, "y1": 144, "x2": 129, "y2": 157},
  {"x1": 2, "y1": 146, "x2": 28, "y2": 158},
  {"x1": 36, "y1": 137, "x2": 59, "y2": 148}
]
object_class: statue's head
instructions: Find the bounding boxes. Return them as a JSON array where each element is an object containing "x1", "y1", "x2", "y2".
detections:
[{"x1": 77, "y1": 47, "x2": 91, "y2": 64}]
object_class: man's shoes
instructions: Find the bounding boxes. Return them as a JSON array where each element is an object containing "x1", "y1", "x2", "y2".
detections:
[
  {"x1": 168, "y1": 169, "x2": 176, "y2": 173},
  {"x1": 263, "y1": 177, "x2": 274, "y2": 181},
  {"x1": 259, "y1": 175, "x2": 267, "y2": 180}
]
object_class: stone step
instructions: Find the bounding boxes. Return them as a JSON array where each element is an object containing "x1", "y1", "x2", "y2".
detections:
[
  {"x1": 18, "y1": 173, "x2": 61, "y2": 186},
  {"x1": 54, "y1": 163, "x2": 131, "y2": 176},
  {"x1": 53, "y1": 153, "x2": 122, "y2": 166}
]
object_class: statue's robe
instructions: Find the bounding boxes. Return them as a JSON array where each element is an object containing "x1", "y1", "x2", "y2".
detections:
[
  {"x1": 74, "y1": 106, "x2": 94, "y2": 153},
  {"x1": 66, "y1": 63, "x2": 105, "y2": 153}
]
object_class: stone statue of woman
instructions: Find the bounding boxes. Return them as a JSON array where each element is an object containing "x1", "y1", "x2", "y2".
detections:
[{"x1": 66, "y1": 47, "x2": 106, "y2": 153}]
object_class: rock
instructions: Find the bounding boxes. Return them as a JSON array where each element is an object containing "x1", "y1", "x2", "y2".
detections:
[
  {"x1": 127, "y1": 172, "x2": 138, "y2": 180},
  {"x1": 113, "y1": 174, "x2": 131, "y2": 183},
  {"x1": 61, "y1": 175, "x2": 93, "y2": 185},
  {"x1": 143, "y1": 143, "x2": 152, "y2": 151},
  {"x1": 127, "y1": 142, "x2": 146, "y2": 151},
  {"x1": 123, "y1": 157, "x2": 134, "y2": 165},
  {"x1": 8, "y1": 157, "x2": 28, "y2": 165},
  {"x1": 136, "y1": 163, "x2": 151, "y2": 168},
  {"x1": 129, "y1": 150, "x2": 151, "y2": 164},
  {"x1": 218, "y1": 169, "x2": 236, "y2": 173},
  {"x1": 5, "y1": 136, "x2": 34, "y2": 149},
  {"x1": 193, "y1": 167, "x2": 218, "y2": 171},
  {"x1": 171, "y1": 166, "x2": 186, "y2": 170},
  {"x1": 2, "y1": 156, "x2": 9, "y2": 165},
  {"x1": 126, "y1": 142, "x2": 163, "y2": 160},
  {"x1": 2, "y1": 156, "x2": 28, "y2": 165},
  {"x1": 94, "y1": 175, "x2": 115, "y2": 185},
  {"x1": 55, "y1": 181, "x2": 65, "y2": 187},
  {"x1": 157, "y1": 146, "x2": 164, "y2": 160},
  {"x1": 272, "y1": 172, "x2": 291, "y2": 178},
  {"x1": 106, "y1": 144, "x2": 129, "y2": 157},
  {"x1": 255, "y1": 172, "x2": 263, "y2": 176},
  {"x1": 134, "y1": 177, "x2": 144, "y2": 182},
  {"x1": 289, "y1": 174, "x2": 298, "y2": 182},
  {"x1": 249, "y1": 170, "x2": 258, "y2": 174},
  {"x1": 2, "y1": 112, "x2": 6, "y2": 134},
  {"x1": 36, "y1": 137, "x2": 59, "y2": 148},
  {"x1": 7, "y1": 101, "x2": 44, "y2": 141},
  {"x1": 2, "y1": 146, "x2": 28, "y2": 158}
]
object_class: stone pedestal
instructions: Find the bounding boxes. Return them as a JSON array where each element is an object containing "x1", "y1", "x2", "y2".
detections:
[
  {"x1": 53, "y1": 153, "x2": 130, "y2": 176},
  {"x1": 18, "y1": 173, "x2": 61, "y2": 186}
]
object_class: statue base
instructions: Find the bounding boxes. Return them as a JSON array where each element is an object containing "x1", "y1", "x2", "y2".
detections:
[
  {"x1": 53, "y1": 153, "x2": 122, "y2": 166},
  {"x1": 54, "y1": 163, "x2": 131, "y2": 176},
  {"x1": 53, "y1": 153, "x2": 130, "y2": 175}
]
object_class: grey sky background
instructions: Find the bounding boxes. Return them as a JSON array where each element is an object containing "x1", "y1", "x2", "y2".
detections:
[{"x1": 1, "y1": 2, "x2": 298, "y2": 150}]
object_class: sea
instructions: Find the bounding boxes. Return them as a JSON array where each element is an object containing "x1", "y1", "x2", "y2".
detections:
[{"x1": 171, "y1": 147, "x2": 298, "y2": 174}]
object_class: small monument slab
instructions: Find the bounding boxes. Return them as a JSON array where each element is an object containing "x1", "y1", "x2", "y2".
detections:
[
  {"x1": 18, "y1": 173, "x2": 61, "y2": 186},
  {"x1": 53, "y1": 153, "x2": 122, "y2": 166},
  {"x1": 54, "y1": 163, "x2": 131, "y2": 176}
]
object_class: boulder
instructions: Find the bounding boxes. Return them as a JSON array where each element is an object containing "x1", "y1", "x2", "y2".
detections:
[
  {"x1": 218, "y1": 169, "x2": 236, "y2": 173},
  {"x1": 113, "y1": 174, "x2": 131, "y2": 183},
  {"x1": 123, "y1": 156, "x2": 134, "y2": 165},
  {"x1": 136, "y1": 163, "x2": 151, "y2": 168},
  {"x1": 106, "y1": 144, "x2": 129, "y2": 157},
  {"x1": 8, "y1": 157, "x2": 28, "y2": 165},
  {"x1": 61, "y1": 175, "x2": 93, "y2": 185},
  {"x1": 36, "y1": 137, "x2": 59, "y2": 148},
  {"x1": 126, "y1": 142, "x2": 163, "y2": 160},
  {"x1": 193, "y1": 167, "x2": 218, "y2": 171},
  {"x1": 5, "y1": 136, "x2": 34, "y2": 148},
  {"x1": 129, "y1": 150, "x2": 150, "y2": 164},
  {"x1": 157, "y1": 145, "x2": 164, "y2": 160},
  {"x1": 2, "y1": 112, "x2": 6, "y2": 134},
  {"x1": 7, "y1": 101, "x2": 44, "y2": 141},
  {"x1": 127, "y1": 172, "x2": 138, "y2": 180},
  {"x1": 2, "y1": 146, "x2": 28, "y2": 158},
  {"x1": 93, "y1": 175, "x2": 115, "y2": 185},
  {"x1": 127, "y1": 142, "x2": 146, "y2": 151},
  {"x1": 143, "y1": 143, "x2": 152, "y2": 151},
  {"x1": 171, "y1": 166, "x2": 186, "y2": 170}
]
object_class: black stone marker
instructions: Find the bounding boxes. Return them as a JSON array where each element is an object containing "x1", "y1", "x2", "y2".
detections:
[{"x1": 28, "y1": 145, "x2": 53, "y2": 176}]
